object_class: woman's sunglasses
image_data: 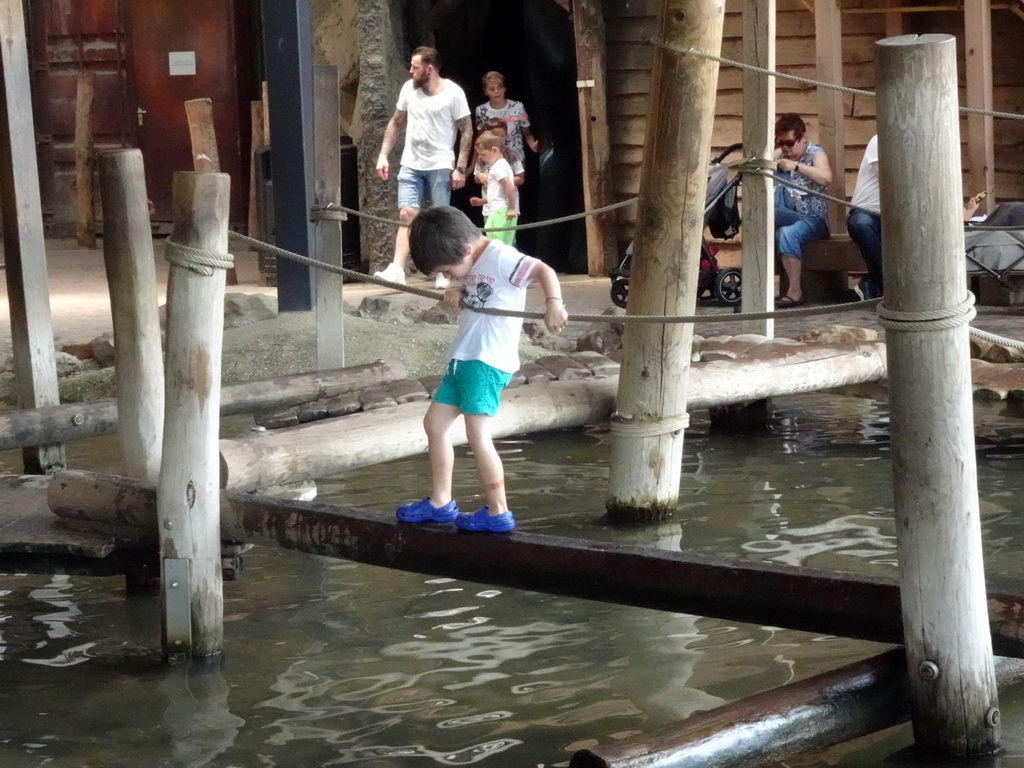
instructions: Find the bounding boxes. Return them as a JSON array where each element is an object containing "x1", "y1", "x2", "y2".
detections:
[{"x1": 774, "y1": 138, "x2": 800, "y2": 148}]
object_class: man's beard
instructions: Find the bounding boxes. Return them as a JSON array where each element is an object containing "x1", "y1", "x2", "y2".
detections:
[{"x1": 412, "y1": 72, "x2": 429, "y2": 89}]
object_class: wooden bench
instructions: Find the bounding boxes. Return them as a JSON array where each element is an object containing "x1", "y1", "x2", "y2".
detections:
[{"x1": 800, "y1": 234, "x2": 867, "y2": 302}]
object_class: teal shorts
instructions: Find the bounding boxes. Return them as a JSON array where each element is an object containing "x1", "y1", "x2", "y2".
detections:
[
  {"x1": 484, "y1": 208, "x2": 518, "y2": 246},
  {"x1": 434, "y1": 359, "x2": 512, "y2": 417}
]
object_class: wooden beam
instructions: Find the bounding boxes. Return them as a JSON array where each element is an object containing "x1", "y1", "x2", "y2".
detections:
[
  {"x1": 0, "y1": 0, "x2": 65, "y2": 474},
  {"x1": 74, "y1": 71, "x2": 96, "y2": 249},
  {"x1": 47, "y1": 468, "x2": 1024, "y2": 659},
  {"x1": 184, "y1": 98, "x2": 221, "y2": 173},
  {"x1": 572, "y1": 0, "x2": 617, "y2": 276},
  {"x1": 740, "y1": 0, "x2": 775, "y2": 336},
  {"x1": 965, "y1": 0, "x2": 996, "y2": 212},
  {"x1": 247, "y1": 100, "x2": 265, "y2": 239},
  {"x1": 814, "y1": 0, "x2": 846, "y2": 231}
]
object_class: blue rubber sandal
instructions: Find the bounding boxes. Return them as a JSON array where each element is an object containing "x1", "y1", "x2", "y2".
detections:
[
  {"x1": 454, "y1": 506, "x2": 516, "y2": 533},
  {"x1": 396, "y1": 497, "x2": 460, "y2": 523}
]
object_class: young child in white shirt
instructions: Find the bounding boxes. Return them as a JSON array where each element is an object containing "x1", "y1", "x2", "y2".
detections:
[{"x1": 469, "y1": 134, "x2": 518, "y2": 245}]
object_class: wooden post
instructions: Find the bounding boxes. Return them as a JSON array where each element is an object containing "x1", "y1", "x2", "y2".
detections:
[
  {"x1": 740, "y1": 0, "x2": 775, "y2": 337},
  {"x1": 261, "y1": 80, "x2": 271, "y2": 146},
  {"x1": 606, "y1": 0, "x2": 725, "y2": 522},
  {"x1": 572, "y1": 0, "x2": 617, "y2": 277},
  {"x1": 877, "y1": 33, "x2": 999, "y2": 755},
  {"x1": 0, "y1": 0, "x2": 65, "y2": 474},
  {"x1": 74, "y1": 70, "x2": 96, "y2": 249},
  {"x1": 184, "y1": 97, "x2": 237, "y2": 285},
  {"x1": 964, "y1": 0, "x2": 995, "y2": 213},
  {"x1": 312, "y1": 65, "x2": 345, "y2": 370},
  {"x1": 158, "y1": 171, "x2": 231, "y2": 660},
  {"x1": 247, "y1": 100, "x2": 265, "y2": 239},
  {"x1": 814, "y1": 0, "x2": 845, "y2": 232},
  {"x1": 98, "y1": 150, "x2": 164, "y2": 483}
]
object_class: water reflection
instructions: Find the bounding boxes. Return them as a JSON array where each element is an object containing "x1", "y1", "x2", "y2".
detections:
[{"x1": 159, "y1": 666, "x2": 245, "y2": 766}]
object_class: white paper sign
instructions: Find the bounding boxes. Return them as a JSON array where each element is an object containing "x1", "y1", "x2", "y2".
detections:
[{"x1": 168, "y1": 51, "x2": 196, "y2": 77}]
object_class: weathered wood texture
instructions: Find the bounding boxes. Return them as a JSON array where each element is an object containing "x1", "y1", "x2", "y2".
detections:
[
  {"x1": 964, "y1": 0, "x2": 995, "y2": 212},
  {"x1": 46, "y1": 468, "x2": 1024, "y2": 659},
  {"x1": 608, "y1": 0, "x2": 725, "y2": 521},
  {"x1": 98, "y1": 150, "x2": 164, "y2": 483},
  {"x1": 247, "y1": 100, "x2": 266, "y2": 238},
  {"x1": 0, "y1": 0, "x2": 64, "y2": 474},
  {"x1": 878, "y1": 34, "x2": 999, "y2": 755},
  {"x1": 569, "y1": 650, "x2": 1024, "y2": 768},
  {"x1": 814, "y1": 0, "x2": 845, "y2": 233},
  {"x1": 74, "y1": 70, "x2": 96, "y2": 248},
  {"x1": 312, "y1": 65, "x2": 345, "y2": 370},
  {"x1": 739, "y1": 0, "x2": 775, "y2": 336},
  {"x1": 159, "y1": 171, "x2": 231, "y2": 659},
  {"x1": 573, "y1": 0, "x2": 617, "y2": 276},
  {"x1": 0, "y1": 360, "x2": 406, "y2": 451},
  {"x1": 219, "y1": 342, "x2": 887, "y2": 491},
  {"x1": 184, "y1": 98, "x2": 221, "y2": 173}
]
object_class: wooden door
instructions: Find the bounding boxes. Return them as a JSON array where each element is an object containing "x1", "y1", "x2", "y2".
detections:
[{"x1": 124, "y1": 0, "x2": 242, "y2": 221}]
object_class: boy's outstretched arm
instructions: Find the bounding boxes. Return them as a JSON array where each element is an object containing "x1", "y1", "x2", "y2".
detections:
[{"x1": 531, "y1": 261, "x2": 568, "y2": 333}]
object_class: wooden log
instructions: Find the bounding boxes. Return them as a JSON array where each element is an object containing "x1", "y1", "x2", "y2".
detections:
[
  {"x1": 247, "y1": 100, "x2": 265, "y2": 238},
  {"x1": 0, "y1": 361, "x2": 407, "y2": 451},
  {"x1": 0, "y1": 0, "x2": 65, "y2": 474},
  {"x1": 572, "y1": 0, "x2": 618, "y2": 276},
  {"x1": 814, "y1": 0, "x2": 846, "y2": 221},
  {"x1": 46, "y1": 468, "x2": 1024, "y2": 659},
  {"x1": 877, "y1": 34, "x2": 1000, "y2": 755},
  {"x1": 74, "y1": 70, "x2": 96, "y2": 249},
  {"x1": 739, "y1": 0, "x2": 775, "y2": 337},
  {"x1": 964, "y1": 1, "x2": 995, "y2": 213},
  {"x1": 569, "y1": 651, "x2": 1024, "y2": 768},
  {"x1": 608, "y1": 0, "x2": 725, "y2": 522},
  {"x1": 217, "y1": 343, "x2": 887, "y2": 492},
  {"x1": 159, "y1": 171, "x2": 231, "y2": 659},
  {"x1": 312, "y1": 65, "x2": 345, "y2": 370},
  {"x1": 98, "y1": 150, "x2": 164, "y2": 483}
]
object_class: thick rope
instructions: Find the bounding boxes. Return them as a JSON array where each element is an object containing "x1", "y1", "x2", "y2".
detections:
[
  {"x1": 610, "y1": 412, "x2": 691, "y2": 438},
  {"x1": 654, "y1": 39, "x2": 1024, "y2": 122},
  {"x1": 309, "y1": 204, "x2": 347, "y2": 223},
  {"x1": 877, "y1": 293, "x2": 977, "y2": 333},
  {"x1": 164, "y1": 239, "x2": 234, "y2": 276}
]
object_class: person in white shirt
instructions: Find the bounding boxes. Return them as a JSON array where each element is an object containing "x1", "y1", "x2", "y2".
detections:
[
  {"x1": 374, "y1": 47, "x2": 472, "y2": 289},
  {"x1": 469, "y1": 134, "x2": 518, "y2": 245}
]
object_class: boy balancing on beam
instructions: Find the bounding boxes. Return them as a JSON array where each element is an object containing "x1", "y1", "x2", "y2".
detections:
[{"x1": 395, "y1": 206, "x2": 568, "y2": 533}]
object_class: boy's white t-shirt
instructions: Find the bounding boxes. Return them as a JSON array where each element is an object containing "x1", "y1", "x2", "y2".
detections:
[
  {"x1": 482, "y1": 157, "x2": 519, "y2": 215},
  {"x1": 396, "y1": 79, "x2": 471, "y2": 171},
  {"x1": 448, "y1": 240, "x2": 537, "y2": 374}
]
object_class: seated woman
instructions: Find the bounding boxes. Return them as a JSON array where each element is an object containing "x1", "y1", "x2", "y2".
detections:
[{"x1": 773, "y1": 113, "x2": 832, "y2": 307}]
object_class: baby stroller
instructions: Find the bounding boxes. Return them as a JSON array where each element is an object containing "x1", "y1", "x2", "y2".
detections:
[{"x1": 610, "y1": 142, "x2": 744, "y2": 309}]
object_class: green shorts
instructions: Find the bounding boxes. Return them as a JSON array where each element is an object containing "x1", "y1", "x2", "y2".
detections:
[
  {"x1": 484, "y1": 208, "x2": 518, "y2": 246},
  {"x1": 434, "y1": 359, "x2": 512, "y2": 417}
]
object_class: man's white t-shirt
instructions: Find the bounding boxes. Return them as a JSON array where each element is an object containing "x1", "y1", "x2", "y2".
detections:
[
  {"x1": 397, "y1": 79, "x2": 471, "y2": 171},
  {"x1": 482, "y1": 158, "x2": 519, "y2": 216},
  {"x1": 849, "y1": 135, "x2": 880, "y2": 213},
  {"x1": 448, "y1": 240, "x2": 537, "y2": 374}
]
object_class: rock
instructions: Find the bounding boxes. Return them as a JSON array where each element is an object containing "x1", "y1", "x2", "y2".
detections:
[
  {"x1": 60, "y1": 342, "x2": 95, "y2": 360},
  {"x1": 575, "y1": 327, "x2": 623, "y2": 355},
  {"x1": 792, "y1": 325, "x2": 878, "y2": 344},
  {"x1": 223, "y1": 293, "x2": 278, "y2": 329},
  {"x1": 90, "y1": 332, "x2": 116, "y2": 368},
  {"x1": 54, "y1": 351, "x2": 86, "y2": 377},
  {"x1": 522, "y1": 321, "x2": 576, "y2": 353},
  {"x1": 421, "y1": 301, "x2": 459, "y2": 325}
]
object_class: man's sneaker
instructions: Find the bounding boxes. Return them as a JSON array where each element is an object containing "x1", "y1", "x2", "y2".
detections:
[
  {"x1": 374, "y1": 262, "x2": 406, "y2": 286},
  {"x1": 455, "y1": 506, "x2": 516, "y2": 533},
  {"x1": 434, "y1": 273, "x2": 451, "y2": 290},
  {"x1": 396, "y1": 497, "x2": 459, "y2": 523},
  {"x1": 853, "y1": 280, "x2": 866, "y2": 301}
]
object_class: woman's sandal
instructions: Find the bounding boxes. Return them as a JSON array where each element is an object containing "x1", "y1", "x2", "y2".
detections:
[{"x1": 775, "y1": 295, "x2": 806, "y2": 308}]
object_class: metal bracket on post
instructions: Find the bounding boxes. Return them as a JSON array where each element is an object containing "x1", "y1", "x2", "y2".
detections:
[{"x1": 163, "y1": 557, "x2": 192, "y2": 654}]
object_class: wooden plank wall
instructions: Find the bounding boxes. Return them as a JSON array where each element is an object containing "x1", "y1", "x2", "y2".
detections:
[{"x1": 604, "y1": 0, "x2": 1024, "y2": 249}]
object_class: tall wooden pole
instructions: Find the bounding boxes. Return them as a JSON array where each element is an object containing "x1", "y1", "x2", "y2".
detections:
[
  {"x1": 74, "y1": 70, "x2": 96, "y2": 249},
  {"x1": 877, "y1": 33, "x2": 999, "y2": 756},
  {"x1": 964, "y1": 0, "x2": 995, "y2": 213},
  {"x1": 606, "y1": 0, "x2": 724, "y2": 522},
  {"x1": 814, "y1": 0, "x2": 845, "y2": 232},
  {"x1": 312, "y1": 65, "x2": 345, "y2": 370},
  {"x1": 0, "y1": 0, "x2": 64, "y2": 474},
  {"x1": 158, "y1": 171, "x2": 231, "y2": 660},
  {"x1": 740, "y1": 0, "x2": 775, "y2": 337},
  {"x1": 572, "y1": 0, "x2": 617, "y2": 277},
  {"x1": 98, "y1": 150, "x2": 164, "y2": 483}
]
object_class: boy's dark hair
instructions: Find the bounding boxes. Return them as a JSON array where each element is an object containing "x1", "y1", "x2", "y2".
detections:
[
  {"x1": 408, "y1": 206, "x2": 479, "y2": 275},
  {"x1": 412, "y1": 46, "x2": 441, "y2": 70}
]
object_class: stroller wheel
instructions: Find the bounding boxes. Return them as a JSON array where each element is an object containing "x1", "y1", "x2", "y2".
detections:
[
  {"x1": 714, "y1": 267, "x2": 742, "y2": 306},
  {"x1": 610, "y1": 278, "x2": 629, "y2": 309}
]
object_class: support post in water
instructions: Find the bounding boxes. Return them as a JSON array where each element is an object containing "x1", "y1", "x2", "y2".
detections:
[
  {"x1": 98, "y1": 149, "x2": 164, "y2": 483},
  {"x1": 876, "y1": 33, "x2": 999, "y2": 755},
  {"x1": 157, "y1": 171, "x2": 231, "y2": 660},
  {"x1": 606, "y1": 0, "x2": 724, "y2": 522}
]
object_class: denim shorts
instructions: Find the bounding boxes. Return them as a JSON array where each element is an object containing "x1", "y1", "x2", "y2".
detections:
[
  {"x1": 397, "y1": 166, "x2": 452, "y2": 209},
  {"x1": 433, "y1": 359, "x2": 512, "y2": 417}
]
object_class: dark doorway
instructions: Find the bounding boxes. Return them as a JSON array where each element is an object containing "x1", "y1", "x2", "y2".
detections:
[{"x1": 432, "y1": 0, "x2": 586, "y2": 273}]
